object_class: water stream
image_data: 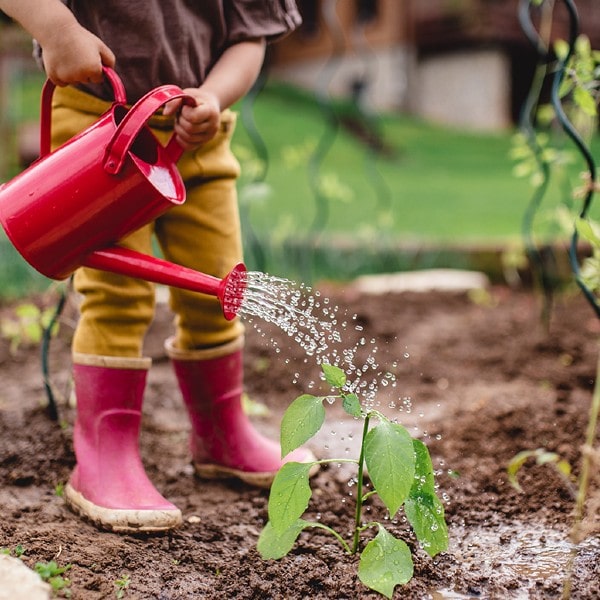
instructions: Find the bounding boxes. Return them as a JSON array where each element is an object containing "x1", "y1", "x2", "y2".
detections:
[{"x1": 235, "y1": 270, "x2": 400, "y2": 409}]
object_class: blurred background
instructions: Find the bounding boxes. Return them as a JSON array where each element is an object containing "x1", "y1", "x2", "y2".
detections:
[{"x1": 1, "y1": 0, "x2": 599, "y2": 297}]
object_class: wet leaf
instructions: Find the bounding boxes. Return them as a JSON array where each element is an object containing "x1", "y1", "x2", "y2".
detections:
[
  {"x1": 342, "y1": 393, "x2": 362, "y2": 418},
  {"x1": 407, "y1": 440, "x2": 448, "y2": 555},
  {"x1": 365, "y1": 420, "x2": 415, "y2": 516},
  {"x1": 268, "y1": 462, "x2": 314, "y2": 533},
  {"x1": 405, "y1": 492, "x2": 448, "y2": 557},
  {"x1": 257, "y1": 519, "x2": 308, "y2": 560},
  {"x1": 411, "y1": 439, "x2": 436, "y2": 496},
  {"x1": 280, "y1": 394, "x2": 325, "y2": 457},
  {"x1": 321, "y1": 363, "x2": 346, "y2": 388},
  {"x1": 358, "y1": 526, "x2": 413, "y2": 598}
]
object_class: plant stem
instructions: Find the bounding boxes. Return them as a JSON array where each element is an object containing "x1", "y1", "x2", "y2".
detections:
[
  {"x1": 307, "y1": 522, "x2": 352, "y2": 554},
  {"x1": 351, "y1": 412, "x2": 371, "y2": 554},
  {"x1": 572, "y1": 349, "x2": 600, "y2": 540},
  {"x1": 562, "y1": 347, "x2": 600, "y2": 600}
]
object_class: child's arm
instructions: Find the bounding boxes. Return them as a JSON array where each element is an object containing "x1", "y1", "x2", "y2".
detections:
[
  {"x1": 163, "y1": 38, "x2": 266, "y2": 151},
  {"x1": 0, "y1": 0, "x2": 114, "y2": 86}
]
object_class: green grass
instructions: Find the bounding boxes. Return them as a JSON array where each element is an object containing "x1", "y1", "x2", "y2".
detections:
[
  {"x1": 230, "y1": 83, "x2": 600, "y2": 280},
  {"x1": 233, "y1": 84, "x2": 554, "y2": 243},
  {"x1": 1, "y1": 78, "x2": 598, "y2": 295}
]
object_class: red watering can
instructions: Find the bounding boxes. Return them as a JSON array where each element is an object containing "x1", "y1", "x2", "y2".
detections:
[{"x1": 0, "y1": 68, "x2": 246, "y2": 320}]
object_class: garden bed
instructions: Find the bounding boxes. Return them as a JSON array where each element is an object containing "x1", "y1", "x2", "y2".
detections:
[{"x1": 0, "y1": 280, "x2": 598, "y2": 598}]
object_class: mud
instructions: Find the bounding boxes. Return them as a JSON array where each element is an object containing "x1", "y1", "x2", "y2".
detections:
[{"x1": 0, "y1": 279, "x2": 598, "y2": 599}]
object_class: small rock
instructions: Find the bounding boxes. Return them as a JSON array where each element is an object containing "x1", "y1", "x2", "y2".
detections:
[
  {"x1": 352, "y1": 269, "x2": 489, "y2": 294},
  {"x1": 0, "y1": 554, "x2": 51, "y2": 600}
]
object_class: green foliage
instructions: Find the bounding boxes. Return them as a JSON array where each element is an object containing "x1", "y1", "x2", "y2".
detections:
[
  {"x1": 0, "y1": 302, "x2": 59, "y2": 354},
  {"x1": 507, "y1": 30, "x2": 600, "y2": 596},
  {"x1": 114, "y1": 574, "x2": 131, "y2": 599},
  {"x1": 280, "y1": 394, "x2": 325, "y2": 457},
  {"x1": 233, "y1": 82, "x2": 545, "y2": 249},
  {"x1": 267, "y1": 462, "x2": 314, "y2": 530},
  {"x1": 556, "y1": 35, "x2": 600, "y2": 118},
  {"x1": 34, "y1": 561, "x2": 72, "y2": 597},
  {"x1": 358, "y1": 525, "x2": 414, "y2": 598},
  {"x1": 507, "y1": 448, "x2": 573, "y2": 494},
  {"x1": 575, "y1": 214, "x2": 600, "y2": 295},
  {"x1": 509, "y1": 131, "x2": 574, "y2": 189},
  {"x1": 257, "y1": 519, "x2": 310, "y2": 560},
  {"x1": 258, "y1": 363, "x2": 448, "y2": 598},
  {"x1": 364, "y1": 420, "x2": 415, "y2": 516},
  {"x1": 1, "y1": 544, "x2": 25, "y2": 557}
]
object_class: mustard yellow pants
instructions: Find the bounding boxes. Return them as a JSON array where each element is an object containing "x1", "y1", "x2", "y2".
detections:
[{"x1": 51, "y1": 86, "x2": 245, "y2": 356}]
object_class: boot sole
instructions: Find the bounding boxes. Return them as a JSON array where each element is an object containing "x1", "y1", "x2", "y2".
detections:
[
  {"x1": 64, "y1": 484, "x2": 183, "y2": 533},
  {"x1": 194, "y1": 451, "x2": 320, "y2": 489}
]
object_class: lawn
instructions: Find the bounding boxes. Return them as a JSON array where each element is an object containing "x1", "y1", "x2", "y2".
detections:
[
  {"x1": 1, "y1": 76, "x2": 598, "y2": 294},
  {"x1": 234, "y1": 84, "x2": 533, "y2": 244}
]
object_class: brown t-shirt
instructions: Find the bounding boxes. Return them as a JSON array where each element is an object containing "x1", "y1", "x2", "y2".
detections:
[{"x1": 45, "y1": 0, "x2": 301, "y2": 102}]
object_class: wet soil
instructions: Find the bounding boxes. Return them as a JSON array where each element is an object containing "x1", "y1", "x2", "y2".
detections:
[{"x1": 0, "y1": 279, "x2": 599, "y2": 599}]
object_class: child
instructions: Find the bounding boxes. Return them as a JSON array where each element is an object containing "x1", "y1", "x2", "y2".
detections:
[{"x1": 1, "y1": 0, "x2": 314, "y2": 533}]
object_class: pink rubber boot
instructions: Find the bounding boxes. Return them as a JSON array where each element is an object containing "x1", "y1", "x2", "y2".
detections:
[
  {"x1": 166, "y1": 337, "x2": 318, "y2": 488},
  {"x1": 64, "y1": 354, "x2": 182, "y2": 532}
]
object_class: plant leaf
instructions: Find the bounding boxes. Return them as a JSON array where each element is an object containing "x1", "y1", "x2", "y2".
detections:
[
  {"x1": 576, "y1": 217, "x2": 600, "y2": 246},
  {"x1": 365, "y1": 420, "x2": 415, "y2": 516},
  {"x1": 507, "y1": 449, "x2": 533, "y2": 492},
  {"x1": 358, "y1": 526, "x2": 413, "y2": 598},
  {"x1": 342, "y1": 393, "x2": 362, "y2": 418},
  {"x1": 411, "y1": 439, "x2": 436, "y2": 496},
  {"x1": 268, "y1": 462, "x2": 314, "y2": 533},
  {"x1": 554, "y1": 39, "x2": 570, "y2": 62},
  {"x1": 257, "y1": 519, "x2": 308, "y2": 560},
  {"x1": 280, "y1": 394, "x2": 325, "y2": 457},
  {"x1": 321, "y1": 363, "x2": 346, "y2": 388},
  {"x1": 573, "y1": 86, "x2": 597, "y2": 117},
  {"x1": 15, "y1": 304, "x2": 40, "y2": 319},
  {"x1": 404, "y1": 492, "x2": 448, "y2": 557}
]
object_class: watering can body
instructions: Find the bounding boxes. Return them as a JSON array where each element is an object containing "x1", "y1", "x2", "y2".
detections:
[{"x1": 0, "y1": 68, "x2": 245, "y2": 320}]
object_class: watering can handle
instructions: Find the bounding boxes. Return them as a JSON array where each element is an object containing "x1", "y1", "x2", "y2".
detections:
[
  {"x1": 103, "y1": 86, "x2": 196, "y2": 175},
  {"x1": 39, "y1": 66, "x2": 127, "y2": 158}
]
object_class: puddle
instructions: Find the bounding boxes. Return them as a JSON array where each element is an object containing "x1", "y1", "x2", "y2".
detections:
[
  {"x1": 310, "y1": 410, "x2": 600, "y2": 598},
  {"x1": 437, "y1": 522, "x2": 600, "y2": 598}
]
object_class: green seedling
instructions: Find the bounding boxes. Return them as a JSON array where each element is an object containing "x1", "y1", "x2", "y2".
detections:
[
  {"x1": 258, "y1": 363, "x2": 448, "y2": 599},
  {"x1": 114, "y1": 573, "x2": 131, "y2": 599},
  {"x1": 510, "y1": 23, "x2": 600, "y2": 598},
  {"x1": 507, "y1": 447, "x2": 575, "y2": 496},
  {"x1": 34, "y1": 560, "x2": 72, "y2": 597},
  {"x1": 1, "y1": 544, "x2": 25, "y2": 557}
]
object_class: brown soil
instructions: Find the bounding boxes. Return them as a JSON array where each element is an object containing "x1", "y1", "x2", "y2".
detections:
[{"x1": 0, "y1": 280, "x2": 599, "y2": 599}]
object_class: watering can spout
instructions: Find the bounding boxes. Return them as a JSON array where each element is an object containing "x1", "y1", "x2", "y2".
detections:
[{"x1": 82, "y1": 248, "x2": 247, "y2": 320}]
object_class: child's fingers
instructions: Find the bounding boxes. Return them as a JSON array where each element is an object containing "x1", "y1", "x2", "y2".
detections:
[{"x1": 162, "y1": 98, "x2": 183, "y2": 117}]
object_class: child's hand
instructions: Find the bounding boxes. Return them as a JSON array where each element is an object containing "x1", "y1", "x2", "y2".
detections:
[
  {"x1": 163, "y1": 89, "x2": 221, "y2": 151},
  {"x1": 41, "y1": 21, "x2": 115, "y2": 87}
]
